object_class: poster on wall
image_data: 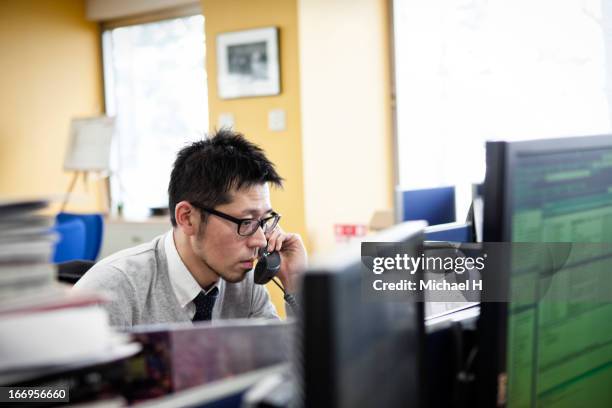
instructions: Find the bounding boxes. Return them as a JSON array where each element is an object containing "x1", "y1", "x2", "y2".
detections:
[{"x1": 216, "y1": 27, "x2": 280, "y2": 99}]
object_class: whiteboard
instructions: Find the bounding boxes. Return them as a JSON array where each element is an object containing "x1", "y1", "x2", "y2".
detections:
[{"x1": 64, "y1": 116, "x2": 115, "y2": 171}]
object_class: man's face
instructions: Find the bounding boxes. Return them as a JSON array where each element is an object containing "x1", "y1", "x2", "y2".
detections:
[{"x1": 192, "y1": 183, "x2": 272, "y2": 283}]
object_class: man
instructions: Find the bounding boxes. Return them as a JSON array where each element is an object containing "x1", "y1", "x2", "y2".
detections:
[{"x1": 74, "y1": 130, "x2": 307, "y2": 327}]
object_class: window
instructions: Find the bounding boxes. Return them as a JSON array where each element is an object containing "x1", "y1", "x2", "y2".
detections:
[
  {"x1": 392, "y1": 0, "x2": 611, "y2": 215},
  {"x1": 102, "y1": 14, "x2": 208, "y2": 218}
]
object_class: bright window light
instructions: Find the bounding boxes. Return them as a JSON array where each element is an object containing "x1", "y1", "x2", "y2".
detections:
[
  {"x1": 392, "y1": 0, "x2": 611, "y2": 215},
  {"x1": 102, "y1": 14, "x2": 208, "y2": 219}
]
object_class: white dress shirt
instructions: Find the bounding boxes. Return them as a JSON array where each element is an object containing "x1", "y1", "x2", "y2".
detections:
[{"x1": 164, "y1": 230, "x2": 221, "y2": 320}]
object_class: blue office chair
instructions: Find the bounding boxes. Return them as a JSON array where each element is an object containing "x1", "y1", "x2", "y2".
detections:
[
  {"x1": 399, "y1": 186, "x2": 456, "y2": 226},
  {"x1": 52, "y1": 218, "x2": 87, "y2": 263},
  {"x1": 55, "y1": 212, "x2": 104, "y2": 261}
]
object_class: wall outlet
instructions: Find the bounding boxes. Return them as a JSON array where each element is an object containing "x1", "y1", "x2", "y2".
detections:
[{"x1": 268, "y1": 109, "x2": 286, "y2": 132}]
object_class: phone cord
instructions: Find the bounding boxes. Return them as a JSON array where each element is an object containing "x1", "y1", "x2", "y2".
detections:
[{"x1": 271, "y1": 277, "x2": 300, "y2": 316}]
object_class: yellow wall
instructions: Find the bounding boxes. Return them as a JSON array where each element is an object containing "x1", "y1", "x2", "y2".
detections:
[
  {"x1": 0, "y1": 0, "x2": 392, "y2": 316},
  {"x1": 201, "y1": 0, "x2": 306, "y2": 317},
  {"x1": 299, "y1": 0, "x2": 395, "y2": 254},
  {"x1": 0, "y1": 0, "x2": 104, "y2": 211}
]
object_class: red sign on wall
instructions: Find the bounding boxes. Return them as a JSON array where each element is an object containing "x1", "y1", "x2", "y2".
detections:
[{"x1": 334, "y1": 224, "x2": 367, "y2": 242}]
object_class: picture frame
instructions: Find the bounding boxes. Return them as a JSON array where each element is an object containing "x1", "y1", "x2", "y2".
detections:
[{"x1": 216, "y1": 27, "x2": 280, "y2": 99}]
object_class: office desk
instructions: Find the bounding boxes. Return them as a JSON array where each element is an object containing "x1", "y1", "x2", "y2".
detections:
[{"x1": 3, "y1": 321, "x2": 293, "y2": 406}]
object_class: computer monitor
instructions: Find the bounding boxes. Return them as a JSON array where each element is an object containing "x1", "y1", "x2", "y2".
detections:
[
  {"x1": 299, "y1": 221, "x2": 426, "y2": 408},
  {"x1": 395, "y1": 186, "x2": 456, "y2": 225},
  {"x1": 478, "y1": 135, "x2": 612, "y2": 407}
]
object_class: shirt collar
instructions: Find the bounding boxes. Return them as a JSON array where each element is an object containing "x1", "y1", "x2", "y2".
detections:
[{"x1": 164, "y1": 230, "x2": 218, "y2": 308}]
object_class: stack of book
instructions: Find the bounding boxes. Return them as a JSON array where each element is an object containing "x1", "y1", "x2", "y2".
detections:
[
  {"x1": 0, "y1": 199, "x2": 56, "y2": 300},
  {"x1": 0, "y1": 198, "x2": 139, "y2": 376}
]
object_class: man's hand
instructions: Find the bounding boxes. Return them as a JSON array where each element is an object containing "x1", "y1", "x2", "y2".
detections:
[{"x1": 265, "y1": 226, "x2": 307, "y2": 293}]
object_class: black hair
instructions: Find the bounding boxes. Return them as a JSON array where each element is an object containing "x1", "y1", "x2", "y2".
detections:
[{"x1": 168, "y1": 129, "x2": 283, "y2": 227}]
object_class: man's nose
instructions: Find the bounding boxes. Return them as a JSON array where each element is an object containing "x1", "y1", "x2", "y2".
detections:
[{"x1": 247, "y1": 225, "x2": 267, "y2": 249}]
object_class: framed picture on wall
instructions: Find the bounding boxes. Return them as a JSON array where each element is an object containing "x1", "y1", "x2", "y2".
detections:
[{"x1": 216, "y1": 27, "x2": 280, "y2": 99}]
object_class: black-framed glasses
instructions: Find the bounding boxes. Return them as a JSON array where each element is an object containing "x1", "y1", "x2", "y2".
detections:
[{"x1": 192, "y1": 204, "x2": 281, "y2": 237}]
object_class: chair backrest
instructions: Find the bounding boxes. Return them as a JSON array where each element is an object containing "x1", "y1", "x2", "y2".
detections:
[
  {"x1": 56, "y1": 212, "x2": 104, "y2": 261},
  {"x1": 398, "y1": 186, "x2": 456, "y2": 226},
  {"x1": 52, "y1": 218, "x2": 87, "y2": 263},
  {"x1": 56, "y1": 260, "x2": 95, "y2": 284}
]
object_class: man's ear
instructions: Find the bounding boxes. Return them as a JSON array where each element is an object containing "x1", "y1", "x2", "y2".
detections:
[{"x1": 174, "y1": 201, "x2": 199, "y2": 236}]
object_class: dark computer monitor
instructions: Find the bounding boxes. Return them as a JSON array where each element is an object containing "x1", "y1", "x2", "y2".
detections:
[
  {"x1": 300, "y1": 221, "x2": 426, "y2": 408},
  {"x1": 478, "y1": 135, "x2": 612, "y2": 407}
]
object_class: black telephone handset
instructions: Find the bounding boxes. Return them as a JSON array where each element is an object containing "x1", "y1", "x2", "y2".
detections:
[
  {"x1": 254, "y1": 248, "x2": 299, "y2": 315},
  {"x1": 254, "y1": 250, "x2": 281, "y2": 284}
]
